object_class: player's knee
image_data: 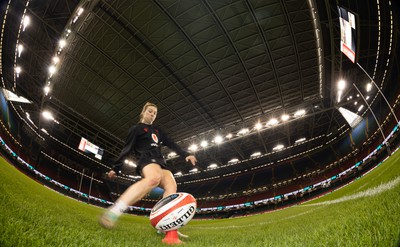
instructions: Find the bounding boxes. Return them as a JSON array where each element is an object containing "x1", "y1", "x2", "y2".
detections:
[{"x1": 147, "y1": 175, "x2": 162, "y2": 188}]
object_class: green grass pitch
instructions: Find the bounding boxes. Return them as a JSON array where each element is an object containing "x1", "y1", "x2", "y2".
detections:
[{"x1": 1, "y1": 150, "x2": 399, "y2": 246}]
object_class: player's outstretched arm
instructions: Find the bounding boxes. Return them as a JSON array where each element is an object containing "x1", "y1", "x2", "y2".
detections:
[{"x1": 185, "y1": 155, "x2": 197, "y2": 166}]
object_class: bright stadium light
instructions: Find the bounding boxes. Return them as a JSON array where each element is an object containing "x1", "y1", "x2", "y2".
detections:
[
  {"x1": 237, "y1": 128, "x2": 249, "y2": 135},
  {"x1": 200, "y1": 140, "x2": 208, "y2": 148},
  {"x1": 15, "y1": 66, "x2": 21, "y2": 77},
  {"x1": 281, "y1": 114, "x2": 290, "y2": 122},
  {"x1": 366, "y1": 83, "x2": 372, "y2": 92},
  {"x1": 266, "y1": 118, "x2": 279, "y2": 126},
  {"x1": 49, "y1": 65, "x2": 56, "y2": 75},
  {"x1": 295, "y1": 138, "x2": 306, "y2": 143},
  {"x1": 255, "y1": 122, "x2": 262, "y2": 130},
  {"x1": 337, "y1": 80, "x2": 346, "y2": 90},
  {"x1": 273, "y1": 144, "x2": 284, "y2": 151},
  {"x1": 294, "y1": 109, "x2": 306, "y2": 118},
  {"x1": 188, "y1": 144, "x2": 198, "y2": 152},
  {"x1": 52, "y1": 56, "x2": 60, "y2": 64},
  {"x1": 77, "y1": 7, "x2": 84, "y2": 16},
  {"x1": 337, "y1": 80, "x2": 346, "y2": 102},
  {"x1": 22, "y1": 15, "x2": 30, "y2": 31},
  {"x1": 44, "y1": 86, "x2": 50, "y2": 95},
  {"x1": 66, "y1": 29, "x2": 72, "y2": 37},
  {"x1": 250, "y1": 152, "x2": 261, "y2": 157},
  {"x1": 214, "y1": 135, "x2": 223, "y2": 144},
  {"x1": 189, "y1": 168, "x2": 198, "y2": 173},
  {"x1": 207, "y1": 163, "x2": 218, "y2": 169},
  {"x1": 128, "y1": 161, "x2": 136, "y2": 167},
  {"x1": 124, "y1": 159, "x2": 136, "y2": 167},
  {"x1": 59, "y1": 39, "x2": 66, "y2": 49},
  {"x1": 167, "y1": 152, "x2": 177, "y2": 158},
  {"x1": 42, "y1": 110, "x2": 55, "y2": 121},
  {"x1": 18, "y1": 44, "x2": 24, "y2": 57},
  {"x1": 228, "y1": 158, "x2": 239, "y2": 163}
]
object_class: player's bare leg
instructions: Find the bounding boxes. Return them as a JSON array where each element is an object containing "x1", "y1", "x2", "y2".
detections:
[{"x1": 99, "y1": 164, "x2": 163, "y2": 229}]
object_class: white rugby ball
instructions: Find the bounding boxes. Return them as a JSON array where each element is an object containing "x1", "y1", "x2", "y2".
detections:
[{"x1": 150, "y1": 192, "x2": 196, "y2": 231}]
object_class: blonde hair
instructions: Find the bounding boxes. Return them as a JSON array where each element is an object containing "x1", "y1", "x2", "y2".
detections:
[{"x1": 139, "y1": 102, "x2": 157, "y2": 122}]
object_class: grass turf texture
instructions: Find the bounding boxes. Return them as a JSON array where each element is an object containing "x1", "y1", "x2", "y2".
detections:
[{"x1": 0, "y1": 151, "x2": 399, "y2": 247}]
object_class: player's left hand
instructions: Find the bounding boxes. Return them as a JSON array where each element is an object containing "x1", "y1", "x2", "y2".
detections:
[{"x1": 185, "y1": 155, "x2": 197, "y2": 166}]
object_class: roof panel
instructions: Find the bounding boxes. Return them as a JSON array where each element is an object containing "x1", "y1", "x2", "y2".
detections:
[{"x1": 9, "y1": 0, "x2": 391, "y2": 188}]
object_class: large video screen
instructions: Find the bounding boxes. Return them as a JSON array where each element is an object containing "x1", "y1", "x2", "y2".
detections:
[
  {"x1": 339, "y1": 6, "x2": 357, "y2": 63},
  {"x1": 78, "y1": 137, "x2": 104, "y2": 160}
]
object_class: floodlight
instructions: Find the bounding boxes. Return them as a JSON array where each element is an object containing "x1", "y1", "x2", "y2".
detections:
[
  {"x1": 167, "y1": 152, "x2": 177, "y2": 158},
  {"x1": 49, "y1": 65, "x2": 56, "y2": 75},
  {"x1": 22, "y1": 15, "x2": 30, "y2": 31},
  {"x1": 59, "y1": 39, "x2": 66, "y2": 49},
  {"x1": 266, "y1": 118, "x2": 278, "y2": 126},
  {"x1": 15, "y1": 66, "x2": 21, "y2": 76},
  {"x1": 295, "y1": 138, "x2": 306, "y2": 143},
  {"x1": 281, "y1": 114, "x2": 289, "y2": 121},
  {"x1": 207, "y1": 164, "x2": 218, "y2": 169},
  {"x1": 52, "y1": 56, "x2": 60, "y2": 64},
  {"x1": 18, "y1": 44, "x2": 24, "y2": 57},
  {"x1": 77, "y1": 7, "x2": 84, "y2": 16},
  {"x1": 214, "y1": 135, "x2": 223, "y2": 144},
  {"x1": 44, "y1": 86, "x2": 50, "y2": 95},
  {"x1": 273, "y1": 144, "x2": 284, "y2": 151},
  {"x1": 337, "y1": 80, "x2": 346, "y2": 90},
  {"x1": 200, "y1": 140, "x2": 208, "y2": 148},
  {"x1": 250, "y1": 152, "x2": 261, "y2": 157},
  {"x1": 228, "y1": 158, "x2": 239, "y2": 163},
  {"x1": 366, "y1": 83, "x2": 372, "y2": 92},
  {"x1": 189, "y1": 168, "x2": 198, "y2": 173},
  {"x1": 294, "y1": 109, "x2": 306, "y2": 117},
  {"x1": 188, "y1": 144, "x2": 198, "y2": 151},
  {"x1": 237, "y1": 128, "x2": 249, "y2": 135},
  {"x1": 42, "y1": 110, "x2": 55, "y2": 120}
]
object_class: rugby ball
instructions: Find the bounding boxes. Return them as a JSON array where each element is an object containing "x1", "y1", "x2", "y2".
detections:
[{"x1": 150, "y1": 192, "x2": 196, "y2": 231}]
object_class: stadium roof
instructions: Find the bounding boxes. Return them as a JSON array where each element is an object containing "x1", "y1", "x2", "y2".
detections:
[{"x1": 1, "y1": 0, "x2": 398, "y2": 185}]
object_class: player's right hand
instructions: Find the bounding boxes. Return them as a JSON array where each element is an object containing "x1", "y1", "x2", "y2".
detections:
[{"x1": 107, "y1": 170, "x2": 117, "y2": 179}]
